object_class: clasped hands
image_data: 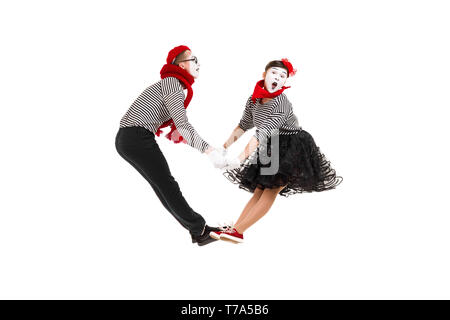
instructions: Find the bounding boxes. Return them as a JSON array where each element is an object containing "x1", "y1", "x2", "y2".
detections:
[{"x1": 206, "y1": 146, "x2": 241, "y2": 170}]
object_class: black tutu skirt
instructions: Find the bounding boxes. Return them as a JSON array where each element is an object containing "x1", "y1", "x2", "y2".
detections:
[{"x1": 224, "y1": 129, "x2": 343, "y2": 197}]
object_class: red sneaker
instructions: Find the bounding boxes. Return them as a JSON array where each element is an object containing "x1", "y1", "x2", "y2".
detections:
[
  {"x1": 220, "y1": 228, "x2": 244, "y2": 243},
  {"x1": 209, "y1": 224, "x2": 233, "y2": 240},
  {"x1": 209, "y1": 230, "x2": 224, "y2": 240}
]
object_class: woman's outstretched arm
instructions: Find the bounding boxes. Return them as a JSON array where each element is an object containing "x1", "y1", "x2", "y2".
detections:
[
  {"x1": 238, "y1": 136, "x2": 259, "y2": 162},
  {"x1": 224, "y1": 126, "x2": 260, "y2": 161},
  {"x1": 224, "y1": 96, "x2": 255, "y2": 149},
  {"x1": 223, "y1": 125, "x2": 245, "y2": 149},
  {"x1": 222, "y1": 134, "x2": 259, "y2": 169}
]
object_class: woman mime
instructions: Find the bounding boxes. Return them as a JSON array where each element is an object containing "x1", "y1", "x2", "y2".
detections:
[{"x1": 213, "y1": 58, "x2": 343, "y2": 243}]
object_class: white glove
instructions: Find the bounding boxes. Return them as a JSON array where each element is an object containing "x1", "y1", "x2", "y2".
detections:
[
  {"x1": 224, "y1": 156, "x2": 241, "y2": 170},
  {"x1": 207, "y1": 149, "x2": 227, "y2": 169},
  {"x1": 217, "y1": 146, "x2": 228, "y2": 157}
]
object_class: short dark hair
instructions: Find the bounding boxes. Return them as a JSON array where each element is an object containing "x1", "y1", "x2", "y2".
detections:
[
  {"x1": 173, "y1": 50, "x2": 191, "y2": 65},
  {"x1": 265, "y1": 60, "x2": 290, "y2": 77}
]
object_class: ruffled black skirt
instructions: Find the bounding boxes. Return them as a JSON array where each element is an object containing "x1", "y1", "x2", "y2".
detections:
[{"x1": 224, "y1": 129, "x2": 343, "y2": 197}]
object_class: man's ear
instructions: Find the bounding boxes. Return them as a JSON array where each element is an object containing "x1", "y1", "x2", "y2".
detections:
[
  {"x1": 262, "y1": 71, "x2": 266, "y2": 79},
  {"x1": 179, "y1": 62, "x2": 186, "y2": 70}
]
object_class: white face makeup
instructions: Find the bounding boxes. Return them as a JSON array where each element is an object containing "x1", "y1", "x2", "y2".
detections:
[
  {"x1": 186, "y1": 52, "x2": 200, "y2": 78},
  {"x1": 264, "y1": 67, "x2": 288, "y2": 93}
]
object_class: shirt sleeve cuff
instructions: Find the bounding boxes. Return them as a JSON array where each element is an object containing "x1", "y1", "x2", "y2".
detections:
[
  {"x1": 200, "y1": 141, "x2": 210, "y2": 153},
  {"x1": 238, "y1": 122, "x2": 247, "y2": 131}
]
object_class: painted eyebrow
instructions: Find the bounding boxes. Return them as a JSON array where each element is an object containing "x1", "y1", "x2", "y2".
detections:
[{"x1": 272, "y1": 68, "x2": 287, "y2": 75}]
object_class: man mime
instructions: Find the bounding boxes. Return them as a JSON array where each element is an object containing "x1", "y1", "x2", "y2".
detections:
[{"x1": 115, "y1": 45, "x2": 225, "y2": 246}]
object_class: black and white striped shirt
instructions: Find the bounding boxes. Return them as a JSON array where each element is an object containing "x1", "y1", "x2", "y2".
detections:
[
  {"x1": 238, "y1": 93, "x2": 302, "y2": 143},
  {"x1": 120, "y1": 77, "x2": 210, "y2": 153}
]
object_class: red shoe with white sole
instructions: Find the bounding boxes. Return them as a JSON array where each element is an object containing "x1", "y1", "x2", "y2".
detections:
[
  {"x1": 209, "y1": 224, "x2": 233, "y2": 240},
  {"x1": 209, "y1": 230, "x2": 224, "y2": 240},
  {"x1": 220, "y1": 228, "x2": 244, "y2": 243}
]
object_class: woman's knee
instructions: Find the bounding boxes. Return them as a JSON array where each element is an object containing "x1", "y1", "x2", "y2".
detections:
[
  {"x1": 253, "y1": 187, "x2": 264, "y2": 199},
  {"x1": 263, "y1": 185, "x2": 286, "y2": 197}
]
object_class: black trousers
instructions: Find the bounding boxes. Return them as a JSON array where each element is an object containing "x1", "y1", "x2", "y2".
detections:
[{"x1": 115, "y1": 126, "x2": 205, "y2": 236}]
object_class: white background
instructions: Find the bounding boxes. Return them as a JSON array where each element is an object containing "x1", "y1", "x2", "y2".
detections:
[{"x1": 1, "y1": 0, "x2": 449, "y2": 299}]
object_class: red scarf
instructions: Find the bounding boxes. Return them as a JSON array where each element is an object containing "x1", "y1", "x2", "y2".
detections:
[
  {"x1": 251, "y1": 80, "x2": 290, "y2": 103},
  {"x1": 157, "y1": 64, "x2": 195, "y2": 143}
]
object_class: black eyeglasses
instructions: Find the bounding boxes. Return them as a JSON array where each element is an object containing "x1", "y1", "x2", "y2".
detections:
[{"x1": 178, "y1": 56, "x2": 198, "y2": 64}]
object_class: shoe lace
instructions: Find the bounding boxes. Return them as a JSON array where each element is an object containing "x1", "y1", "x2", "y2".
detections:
[{"x1": 218, "y1": 221, "x2": 234, "y2": 232}]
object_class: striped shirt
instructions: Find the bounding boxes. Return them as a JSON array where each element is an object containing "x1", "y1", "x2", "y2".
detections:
[
  {"x1": 238, "y1": 93, "x2": 302, "y2": 144},
  {"x1": 120, "y1": 77, "x2": 210, "y2": 153}
]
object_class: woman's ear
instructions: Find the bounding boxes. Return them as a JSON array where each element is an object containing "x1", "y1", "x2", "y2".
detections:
[
  {"x1": 262, "y1": 71, "x2": 266, "y2": 79},
  {"x1": 179, "y1": 62, "x2": 186, "y2": 70}
]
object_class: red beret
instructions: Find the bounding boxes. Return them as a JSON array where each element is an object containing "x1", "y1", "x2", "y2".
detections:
[{"x1": 166, "y1": 45, "x2": 191, "y2": 64}]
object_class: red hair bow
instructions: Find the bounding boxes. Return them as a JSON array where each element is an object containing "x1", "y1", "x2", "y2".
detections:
[{"x1": 281, "y1": 58, "x2": 297, "y2": 77}]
